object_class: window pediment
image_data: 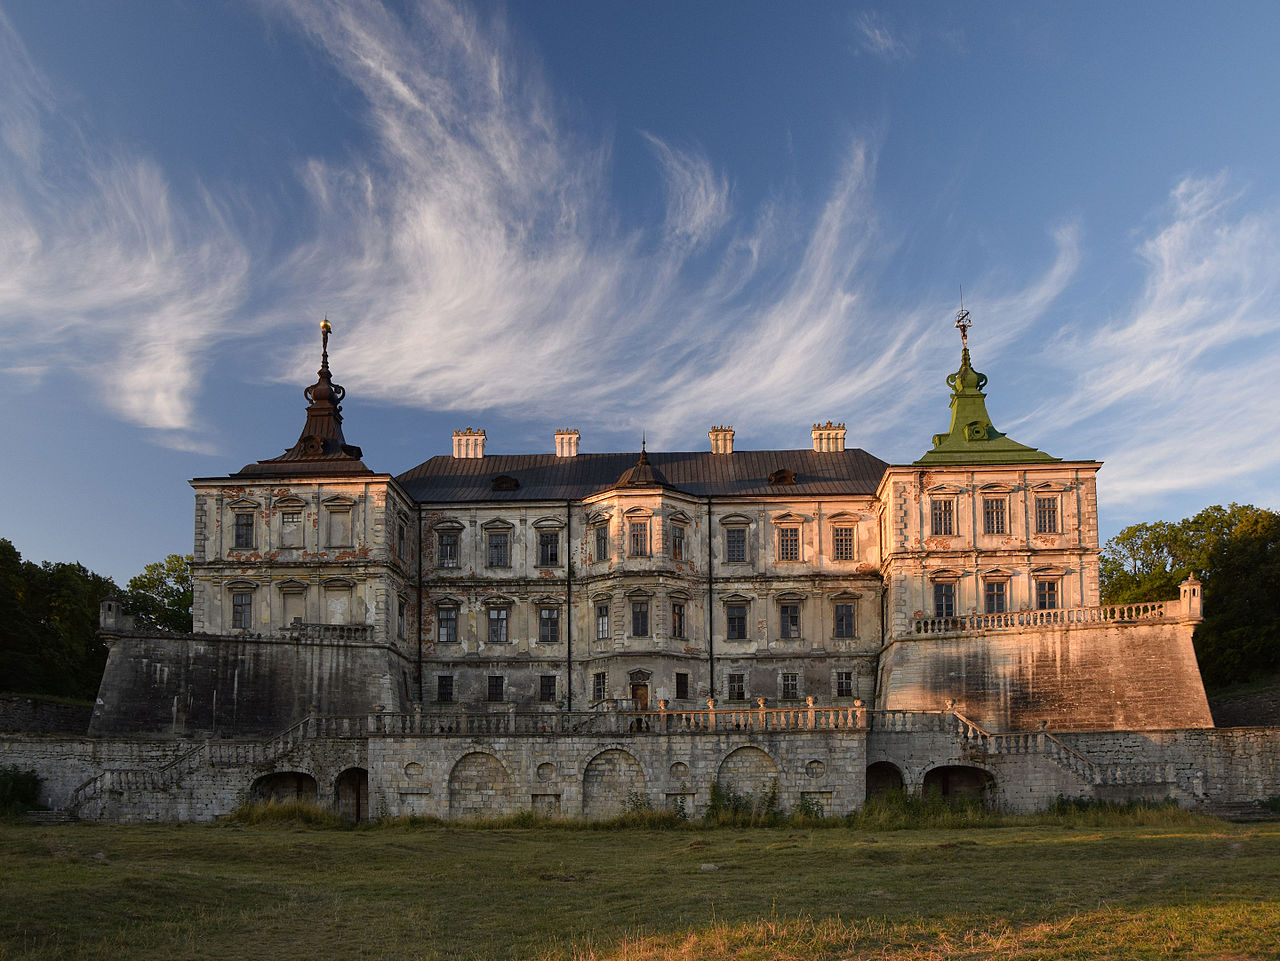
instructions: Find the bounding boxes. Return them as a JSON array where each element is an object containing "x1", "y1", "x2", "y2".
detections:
[
  {"x1": 272, "y1": 496, "x2": 307, "y2": 510},
  {"x1": 775, "y1": 591, "x2": 805, "y2": 603},
  {"x1": 928, "y1": 569, "x2": 962, "y2": 582},
  {"x1": 623, "y1": 506, "x2": 653, "y2": 517},
  {"x1": 434, "y1": 595, "x2": 462, "y2": 608},
  {"x1": 227, "y1": 498, "x2": 260, "y2": 510},
  {"x1": 533, "y1": 594, "x2": 562, "y2": 607},
  {"x1": 484, "y1": 595, "x2": 515, "y2": 608},
  {"x1": 773, "y1": 511, "x2": 807, "y2": 524},
  {"x1": 1031, "y1": 482, "x2": 1069, "y2": 492},
  {"x1": 722, "y1": 592, "x2": 752, "y2": 604},
  {"x1": 827, "y1": 511, "x2": 860, "y2": 522},
  {"x1": 1032, "y1": 565, "x2": 1068, "y2": 577},
  {"x1": 321, "y1": 495, "x2": 356, "y2": 508},
  {"x1": 533, "y1": 516, "x2": 565, "y2": 530},
  {"x1": 275, "y1": 579, "x2": 308, "y2": 594},
  {"x1": 481, "y1": 518, "x2": 513, "y2": 531},
  {"x1": 719, "y1": 513, "x2": 752, "y2": 527},
  {"x1": 978, "y1": 483, "x2": 1013, "y2": 494},
  {"x1": 926, "y1": 484, "x2": 965, "y2": 495},
  {"x1": 624, "y1": 587, "x2": 655, "y2": 598},
  {"x1": 589, "y1": 590, "x2": 612, "y2": 603},
  {"x1": 829, "y1": 590, "x2": 862, "y2": 601},
  {"x1": 322, "y1": 576, "x2": 356, "y2": 589},
  {"x1": 432, "y1": 518, "x2": 465, "y2": 532},
  {"x1": 668, "y1": 589, "x2": 691, "y2": 601},
  {"x1": 981, "y1": 567, "x2": 1014, "y2": 579},
  {"x1": 668, "y1": 510, "x2": 692, "y2": 524}
]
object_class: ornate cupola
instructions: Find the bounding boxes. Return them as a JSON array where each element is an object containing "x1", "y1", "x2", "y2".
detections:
[
  {"x1": 915, "y1": 308, "x2": 1059, "y2": 466},
  {"x1": 614, "y1": 438, "x2": 672, "y2": 489},
  {"x1": 235, "y1": 319, "x2": 372, "y2": 477}
]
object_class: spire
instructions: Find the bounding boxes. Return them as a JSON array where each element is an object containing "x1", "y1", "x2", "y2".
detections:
[
  {"x1": 614, "y1": 435, "x2": 671, "y2": 488},
  {"x1": 233, "y1": 319, "x2": 370, "y2": 476},
  {"x1": 915, "y1": 307, "x2": 1059, "y2": 466}
]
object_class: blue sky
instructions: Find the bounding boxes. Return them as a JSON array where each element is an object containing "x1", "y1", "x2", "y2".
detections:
[{"x1": 2, "y1": 1, "x2": 1279, "y2": 584}]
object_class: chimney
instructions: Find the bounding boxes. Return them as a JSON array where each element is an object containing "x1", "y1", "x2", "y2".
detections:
[
  {"x1": 554, "y1": 428, "x2": 580, "y2": 457},
  {"x1": 452, "y1": 427, "x2": 486, "y2": 458},
  {"x1": 709, "y1": 425, "x2": 735, "y2": 455},
  {"x1": 811, "y1": 421, "x2": 846, "y2": 452}
]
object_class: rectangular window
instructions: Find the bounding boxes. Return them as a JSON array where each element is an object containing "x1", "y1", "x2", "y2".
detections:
[
  {"x1": 438, "y1": 532, "x2": 459, "y2": 568},
  {"x1": 438, "y1": 606, "x2": 458, "y2": 644},
  {"x1": 281, "y1": 511, "x2": 302, "y2": 548},
  {"x1": 538, "y1": 531, "x2": 559, "y2": 566},
  {"x1": 778, "y1": 527, "x2": 800, "y2": 561},
  {"x1": 327, "y1": 509, "x2": 351, "y2": 547},
  {"x1": 933, "y1": 582, "x2": 956, "y2": 618},
  {"x1": 487, "y1": 675, "x2": 504, "y2": 702},
  {"x1": 781, "y1": 672, "x2": 800, "y2": 700},
  {"x1": 397, "y1": 522, "x2": 406, "y2": 558},
  {"x1": 487, "y1": 607, "x2": 508, "y2": 643},
  {"x1": 836, "y1": 670, "x2": 854, "y2": 698},
  {"x1": 1035, "y1": 496, "x2": 1059, "y2": 534},
  {"x1": 397, "y1": 599, "x2": 406, "y2": 638},
  {"x1": 592, "y1": 671, "x2": 607, "y2": 702},
  {"x1": 629, "y1": 520, "x2": 649, "y2": 556},
  {"x1": 780, "y1": 603, "x2": 801, "y2": 638},
  {"x1": 725, "y1": 527, "x2": 747, "y2": 563},
  {"x1": 540, "y1": 675, "x2": 557, "y2": 702},
  {"x1": 983, "y1": 498, "x2": 1007, "y2": 535},
  {"x1": 233, "y1": 513, "x2": 254, "y2": 549},
  {"x1": 436, "y1": 674, "x2": 454, "y2": 703},
  {"x1": 487, "y1": 531, "x2": 509, "y2": 567},
  {"x1": 596, "y1": 603, "x2": 610, "y2": 640},
  {"x1": 231, "y1": 591, "x2": 252, "y2": 629},
  {"x1": 672, "y1": 602, "x2": 686, "y2": 639},
  {"x1": 726, "y1": 603, "x2": 747, "y2": 640},
  {"x1": 985, "y1": 581, "x2": 1007, "y2": 614},
  {"x1": 672, "y1": 525, "x2": 686, "y2": 561},
  {"x1": 930, "y1": 498, "x2": 955, "y2": 536},
  {"x1": 834, "y1": 602, "x2": 856, "y2": 638},
  {"x1": 1036, "y1": 579, "x2": 1059, "y2": 610},
  {"x1": 675, "y1": 672, "x2": 689, "y2": 700},
  {"x1": 595, "y1": 525, "x2": 609, "y2": 561},
  {"x1": 631, "y1": 600, "x2": 649, "y2": 636},
  {"x1": 832, "y1": 526, "x2": 855, "y2": 561},
  {"x1": 539, "y1": 607, "x2": 560, "y2": 643},
  {"x1": 727, "y1": 673, "x2": 745, "y2": 701}
]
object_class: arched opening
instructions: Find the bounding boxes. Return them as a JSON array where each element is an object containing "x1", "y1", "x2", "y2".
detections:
[
  {"x1": 448, "y1": 752, "x2": 511, "y2": 819},
  {"x1": 250, "y1": 772, "x2": 317, "y2": 805},
  {"x1": 335, "y1": 768, "x2": 369, "y2": 821},
  {"x1": 922, "y1": 765, "x2": 994, "y2": 806},
  {"x1": 582, "y1": 749, "x2": 645, "y2": 819},
  {"x1": 865, "y1": 761, "x2": 905, "y2": 800}
]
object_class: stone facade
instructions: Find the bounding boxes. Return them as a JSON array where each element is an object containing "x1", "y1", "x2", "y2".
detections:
[{"x1": 17, "y1": 320, "x2": 1264, "y2": 823}]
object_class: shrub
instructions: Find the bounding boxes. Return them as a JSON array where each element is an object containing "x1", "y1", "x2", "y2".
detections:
[{"x1": 224, "y1": 799, "x2": 346, "y2": 828}]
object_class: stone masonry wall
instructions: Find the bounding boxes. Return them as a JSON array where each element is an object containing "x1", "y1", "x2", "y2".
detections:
[
  {"x1": 0, "y1": 696, "x2": 93, "y2": 734},
  {"x1": 879, "y1": 619, "x2": 1213, "y2": 732}
]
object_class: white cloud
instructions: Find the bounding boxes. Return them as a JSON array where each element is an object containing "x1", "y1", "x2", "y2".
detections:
[
  {"x1": 853, "y1": 11, "x2": 912, "y2": 61},
  {"x1": 0, "y1": 12, "x2": 248, "y2": 447},
  {"x1": 1037, "y1": 174, "x2": 1280, "y2": 505}
]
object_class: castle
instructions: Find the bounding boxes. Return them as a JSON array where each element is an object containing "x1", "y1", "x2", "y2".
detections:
[{"x1": 9, "y1": 315, "x2": 1279, "y2": 822}]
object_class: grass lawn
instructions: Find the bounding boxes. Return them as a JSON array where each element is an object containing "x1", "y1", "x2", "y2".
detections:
[{"x1": 2, "y1": 816, "x2": 1279, "y2": 960}]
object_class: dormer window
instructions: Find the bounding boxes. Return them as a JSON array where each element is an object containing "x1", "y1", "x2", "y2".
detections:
[
  {"x1": 492, "y1": 474, "x2": 519, "y2": 492},
  {"x1": 769, "y1": 467, "x2": 796, "y2": 485}
]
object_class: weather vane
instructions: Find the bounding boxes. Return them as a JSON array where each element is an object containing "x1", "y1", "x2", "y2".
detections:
[{"x1": 954, "y1": 288, "x2": 971, "y2": 350}]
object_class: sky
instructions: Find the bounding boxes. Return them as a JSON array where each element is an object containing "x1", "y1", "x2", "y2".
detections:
[{"x1": 2, "y1": 1, "x2": 1279, "y2": 584}]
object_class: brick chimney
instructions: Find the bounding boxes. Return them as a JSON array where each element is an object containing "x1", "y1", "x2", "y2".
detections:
[
  {"x1": 554, "y1": 429, "x2": 580, "y2": 457},
  {"x1": 709, "y1": 425, "x2": 735, "y2": 454},
  {"x1": 452, "y1": 427, "x2": 486, "y2": 458},
  {"x1": 811, "y1": 421, "x2": 846, "y2": 452}
]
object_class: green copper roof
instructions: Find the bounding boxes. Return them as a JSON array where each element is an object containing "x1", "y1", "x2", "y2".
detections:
[{"x1": 915, "y1": 345, "x2": 1059, "y2": 466}]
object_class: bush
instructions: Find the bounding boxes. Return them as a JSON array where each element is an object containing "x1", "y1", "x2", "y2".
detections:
[
  {"x1": 224, "y1": 800, "x2": 347, "y2": 828},
  {"x1": 703, "y1": 779, "x2": 783, "y2": 827},
  {"x1": 0, "y1": 765, "x2": 42, "y2": 816}
]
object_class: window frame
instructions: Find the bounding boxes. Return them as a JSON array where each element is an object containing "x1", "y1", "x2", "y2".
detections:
[
  {"x1": 628, "y1": 519, "x2": 650, "y2": 557},
  {"x1": 984, "y1": 579, "x2": 1008, "y2": 614},
  {"x1": 724, "y1": 526, "x2": 748, "y2": 564},
  {"x1": 781, "y1": 671, "x2": 800, "y2": 701},
  {"x1": 486, "y1": 605, "x2": 510, "y2": 644},
  {"x1": 397, "y1": 598, "x2": 407, "y2": 638},
  {"x1": 486, "y1": 529, "x2": 510, "y2": 568},
  {"x1": 538, "y1": 606, "x2": 561, "y2": 643},
  {"x1": 537, "y1": 530, "x2": 560, "y2": 567},
  {"x1": 777, "y1": 525, "x2": 801, "y2": 562},
  {"x1": 595, "y1": 602, "x2": 610, "y2": 640},
  {"x1": 727, "y1": 673, "x2": 746, "y2": 702},
  {"x1": 930, "y1": 497, "x2": 955, "y2": 536},
  {"x1": 831, "y1": 525, "x2": 856, "y2": 561},
  {"x1": 233, "y1": 513, "x2": 255, "y2": 550},
  {"x1": 933, "y1": 580, "x2": 956, "y2": 618},
  {"x1": 437, "y1": 531, "x2": 460, "y2": 568},
  {"x1": 982, "y1": 496, "x2": 1007, "y2": 536},
  {"x1": 835, "y1": 670, "x2": 854, "y2": 698},
  {"x1": 539, "y1": 675, "x2": 557, "y2": 703},
  {"x1": 594, "y1": 524, "x2": 609, "y2": 562},
  {"x1": 487, "y1": 675, "x2": 505, "y2": 703},
  {"x1": 436, "y1": 674, "x2": 454, "y2": 703},
  {"x1": 675, "y1": 672, "x2": 689, "y2": 700},
  {"x1": 231, "y1": 590, "x2": 253, "y2": 629},
  {"x1": 671, "y1": 601, "x2": 686, "y2": 639},
  {"x1": 325, "y1": 506, "x2": 353, "y2": 548},
  {"x1": 726, "y1": 601, "x2": 748, "y2": 640},
  {"x1": 833, "y1": 601, "x2": 856, "y2": 638},
  {"x1": 279, "y1": 510, "x2": 303, "y2": 549},
  {"x1": 1035, "y1": 578, "x2": 1060, "y2": 610},
  {"x1": 592, "y1": 671, "x2": 607, "y2": 702},
  {"x1": 671, "y1": 523, "x2": 686, "y2": 561},
  {"x1": 779, "y1": 601, "x2": 801, "y2": 638},
  {"x1": 437, "y1": 604, "x2": 459, "y2": 644},
  {"x1": 1034, "y1": 495, "x2": 1060, "y2": 535},
  {"x1": 630, "y1": 599, "x2": 650, "y2": 637}
]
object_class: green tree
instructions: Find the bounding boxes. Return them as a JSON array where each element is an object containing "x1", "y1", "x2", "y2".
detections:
[
  {"x1": 123, "y1": 554, "x2": 193, "y2": 634},
  {"x1": 1101, "y1": 504, "x2": 1280, "y2": 687},
  {"x1": 0, "y1": 539, "x2": 117, "y2": 699}
]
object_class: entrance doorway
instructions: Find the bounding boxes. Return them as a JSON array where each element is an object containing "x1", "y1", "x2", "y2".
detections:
[{"x1": 630, "y1": 683, "x2": 649, "y2": 711}]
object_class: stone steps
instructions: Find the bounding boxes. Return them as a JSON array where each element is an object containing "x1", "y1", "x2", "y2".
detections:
[{"x1": 23, "y1": 810, "x2": 79, "y2": 826}]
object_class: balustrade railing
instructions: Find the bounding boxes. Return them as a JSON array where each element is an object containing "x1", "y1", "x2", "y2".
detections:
[{"x1": 912, "y1": 600, "x2": 1173, "y2": 636}]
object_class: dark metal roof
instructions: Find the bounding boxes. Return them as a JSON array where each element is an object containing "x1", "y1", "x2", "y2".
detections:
[{"x1": 396, "y1": 448, "x2": 889, "y2": 502}]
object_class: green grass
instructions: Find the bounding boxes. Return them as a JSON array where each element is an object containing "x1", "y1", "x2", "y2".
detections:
[{"x1": 2, "y1": 817, "x2": 1278, "y2": 960}]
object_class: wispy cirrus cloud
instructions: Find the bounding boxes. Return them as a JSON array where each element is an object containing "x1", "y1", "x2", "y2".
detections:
[
  {"x1": 0, "y1": 11, "x2": 247, "y2": 451},
  {"x1": 261, "y1": 0, "x2": 1064, "y2": 451},
  {"x1": 1037, "y1": 173, "x2": 1280, "y2": 503},
  {"x1": 853, "y1": 11, "x2": 912, "y2": 61}
]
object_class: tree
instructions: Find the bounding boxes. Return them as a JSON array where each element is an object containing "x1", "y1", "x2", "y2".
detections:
[
  {"x1": 1101, "y1": 504, "x2": 1280, "y2": 688},
  {"x1": 123, "y1": 554, "x2": 193, "y2": 634},
  {"x1": 0, "y1": 539, "x2": 117, "y2": 699}
]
